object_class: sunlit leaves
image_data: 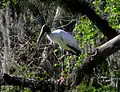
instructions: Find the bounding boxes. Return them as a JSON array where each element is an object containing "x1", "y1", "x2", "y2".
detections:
[
  {"x1": 0, "y1": 0, "x2": 7, "y2": 8},
  {"x1": 72, "y1": 15, "x2": 103, "y2": 71}
]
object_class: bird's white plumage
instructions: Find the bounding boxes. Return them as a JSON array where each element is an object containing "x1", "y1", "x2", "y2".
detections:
[
  {"x1": 46, "y1": 29, "x2": 80, "y2": 54},
  {"x1": 37, "y1": 24, "x2": 81, "y2": 55}
]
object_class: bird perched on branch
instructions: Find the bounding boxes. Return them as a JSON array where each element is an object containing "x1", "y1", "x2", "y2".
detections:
[{"x1": 37, "y1": 24, "x2": 81, "y2": 56}]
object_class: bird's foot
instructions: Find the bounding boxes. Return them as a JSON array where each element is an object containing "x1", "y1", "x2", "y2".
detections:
[{"x1": 59, "y1": 55, "x2": 65, "y2": 62}]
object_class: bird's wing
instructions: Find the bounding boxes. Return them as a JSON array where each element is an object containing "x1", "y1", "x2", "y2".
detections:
[
  {"x1": 50, "y1": 29, "x2": 80, "y2": 54},
  {"x1": 60, "y1": 30, "x2": 79, "y2": 47},
  {"x1": 60, "y1": 31, "x2": 81, "y2": 55}
]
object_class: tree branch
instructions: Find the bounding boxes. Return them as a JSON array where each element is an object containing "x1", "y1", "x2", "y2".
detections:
[
  {"x1": 58, "y1": 0, "x2": 118, "y2": 39},
  {"x1": 1, "y1": 35, "x2": 120, "y2": 91},
  {"x1": 71, "y1": 35, "x2": 120, "y2": 87},
  {"x1": 0, "y1": 73, "x2": 65, "y2": 92}
]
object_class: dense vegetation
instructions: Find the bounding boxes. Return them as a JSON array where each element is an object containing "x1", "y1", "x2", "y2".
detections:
[{"x1": 0, "y1": 0, "x2": 120, "y2": 92}]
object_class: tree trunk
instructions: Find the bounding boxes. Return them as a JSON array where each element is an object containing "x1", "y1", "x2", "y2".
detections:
[{"x1": 1, "y1": 1, "x2": 11, "y2": 74}]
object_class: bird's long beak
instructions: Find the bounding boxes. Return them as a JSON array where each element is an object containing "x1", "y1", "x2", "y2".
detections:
[{"x1": 37, "y1": 29, "x2": 46, "y2": 45}]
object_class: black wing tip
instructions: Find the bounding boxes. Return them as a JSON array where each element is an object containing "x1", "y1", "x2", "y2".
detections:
[{"x1": 66, "y1": 44, "x2": 81, "y2": 56}]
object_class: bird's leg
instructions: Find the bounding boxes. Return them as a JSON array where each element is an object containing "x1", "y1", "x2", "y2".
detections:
[
  {"x1": 59, "y1": 47, "x2": 65, "y2": 72},
  {"x1": 65, "y1": 51, "x2": 73, "y2": 74},
  {"x1": 66, "y1": 51, "x2": 71, "y2": 74},
  {"x1": 59, "y1": 54, "x2": 65, "y2": 72},
  {"x1": 66, "y1": 52, "x2": 77, "y2": 74}
]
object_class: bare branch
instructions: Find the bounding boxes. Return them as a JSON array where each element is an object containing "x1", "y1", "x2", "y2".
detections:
[{"x1": 0, "y1": 35, "x2": 120, "y2": 91}]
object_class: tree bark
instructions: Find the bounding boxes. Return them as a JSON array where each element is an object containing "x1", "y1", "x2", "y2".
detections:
[{"x1": 1, "y1": 1, "x2": 11, "y2": 74}]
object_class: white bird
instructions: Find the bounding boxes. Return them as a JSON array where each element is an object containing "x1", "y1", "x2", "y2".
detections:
[{"x1": 37, "y1": 24, "x2": 81, "y2": 56}]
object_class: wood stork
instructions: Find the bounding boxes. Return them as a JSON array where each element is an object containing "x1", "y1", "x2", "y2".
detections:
[{"x1": 37, "y1": 24, "x2": 81, "y2": 56}]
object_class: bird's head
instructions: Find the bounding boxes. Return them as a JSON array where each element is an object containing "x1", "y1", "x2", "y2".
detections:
[{"x1": 37, "y1": 24, "x2": 50, "y2": 45}]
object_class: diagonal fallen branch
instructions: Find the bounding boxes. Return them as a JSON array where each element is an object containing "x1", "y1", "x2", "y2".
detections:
[
  {"x1": 0, "y1": 35, "x2": 120, "y2": 92},
  {"x1": 0, "y1": 73, "x2": 65, "y2": 92},
  {"x1": 68, "y1": 35, "x2": 120, "y2": 88}
]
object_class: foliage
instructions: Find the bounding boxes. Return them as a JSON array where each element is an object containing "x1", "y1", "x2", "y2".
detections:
[
  {"x1": 73, "y1": 0, "x2": 120, "y2": 91},
  {"x1": 0, "y1": 0, "x2": 7, "y2": 8},
  {"x1": 73, "y1": 16, "x2": 103, "y2": 69},
  {"x1": 0, "y1": 0, "x2": 120, "y2": 92}
]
